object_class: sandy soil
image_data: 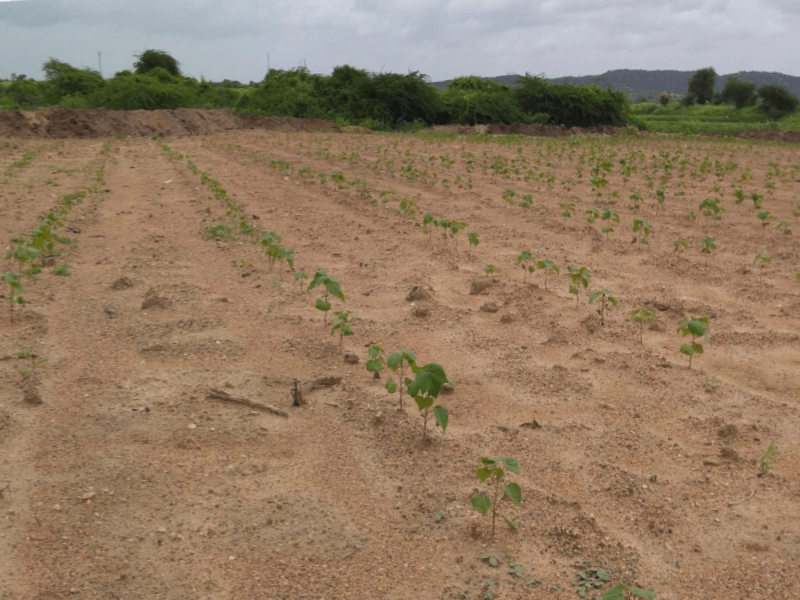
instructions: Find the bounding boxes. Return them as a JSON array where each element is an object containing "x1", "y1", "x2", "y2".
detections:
[{"x1": 1, "y1": 122, "x2": 799, "y2": 600}]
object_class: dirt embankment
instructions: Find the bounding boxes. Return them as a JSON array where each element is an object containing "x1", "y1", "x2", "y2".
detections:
[
  {"x1": 1, "y1": 107, "x2": 799, "y2": 142},
  {"x1": 0, "y1": 107, "x2": 342, "y2": 139}
]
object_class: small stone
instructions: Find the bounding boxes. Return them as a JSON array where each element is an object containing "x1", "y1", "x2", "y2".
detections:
[
  {"x1": 344, "y1": 353, "x2": 359, "y2": 364},
  {"x1": 204, "y1": 523, "x2": 216, "y2": 537},
  {"x1": 480, "y1": 302, "x2": 499, "y2": 313},
  {"x1": 703, "y1": 457, "x2": 721, "y2": 467},
  {"x1": 406, "y1": 286, "x2": 431, "y2": 302},
  {"x1": 469, "y1": 278, "x2": 493, "y2": 295},
  {"x1": 412, "y1": 303, "x2": 430, "y2": 317},
  {"x1": 188, "y1": 423, "x2": 197, "y2": 430},
  {"x1": 52, "y1": 504, "x2": 63, "y2": 512},
  {"x1": 500, "y1": 313, "x2": 514, "y2": 324},
  {"x1": 111, "y1": 277, "x2": 134, "y2": 290}
]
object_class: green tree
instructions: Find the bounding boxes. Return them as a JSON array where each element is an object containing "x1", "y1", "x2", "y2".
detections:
[
  {"x1": 719, "y1": 76, "x2": 757, "y2": 109},
  {"x1": 757, "y1": 84, "x2": 800, "y2": 120},
  {"x1": 687, "y1": 67, "x2": 717, "y2": 105},
  {"x1": 133, "y1": 49, "x2": 182, "y2": 77}
]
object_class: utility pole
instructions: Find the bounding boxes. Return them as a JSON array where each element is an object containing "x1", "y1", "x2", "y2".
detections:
[
  {"x1": 98, "y1": 51, "x2": 102, "y2": 78},
  {"x1": 267, "y1": 53, "x2": 270, "y2": 74}
]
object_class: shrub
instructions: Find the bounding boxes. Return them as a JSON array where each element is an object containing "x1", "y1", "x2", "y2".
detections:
[
  {"x1": 687, "y1": 67, "x2": 716, "y2": 105},
  {"x1": 719, "y1": 76, "x2": 757, "y2": 109},
  {"x1": 134, "y1": 49, "x2": 182, "y2": 77},
  {"x1": 757, "y1": 83, "x2": 800, "y2": 120}
]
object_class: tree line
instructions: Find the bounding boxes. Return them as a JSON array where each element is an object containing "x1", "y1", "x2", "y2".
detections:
[{"x1": 1, "y1": 52, "x2": 797, "y2": 130}]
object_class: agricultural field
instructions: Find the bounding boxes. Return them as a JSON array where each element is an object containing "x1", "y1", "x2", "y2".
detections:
[{"x1": 1, "y1": 125, "x2": 799, "y2": 600}]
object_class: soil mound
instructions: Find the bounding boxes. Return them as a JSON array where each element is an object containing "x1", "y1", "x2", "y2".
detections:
[
  {"x1": 0, "y1": 107, "x2": 341, "y2": 139},
  {"x1": 1, "y1": 107, "x2": 798, "y2": 142}
]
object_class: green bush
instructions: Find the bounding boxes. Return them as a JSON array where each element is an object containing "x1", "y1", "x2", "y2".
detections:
[
  {"x1": 719, "y1": 77, "x2": 757, "y2": 109},
  {"x1": 687, "y1": 67, "x2": 717, "y2": 105},
  {"x1": 93, "y1": 72, "x2": 199, "y2": 110},
  {"x1": 441, "y1": 76, "x2": 530, "y2": 125},
  {"x1": 514, "y1": 73, "x2": 631, "y2": 128},
  {"x1": 757, "y1": 83, "x2": 799, "y2": 120},
  {"x1": 134, "y1": 49, "x2": 182, "y2": 77}
]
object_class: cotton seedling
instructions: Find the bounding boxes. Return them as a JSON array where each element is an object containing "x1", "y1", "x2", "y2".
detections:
[
  {"x1": 502, "y1": 188, "x2": 517, "y2": 206},
  {"x1": 751, "y1": 192, "x2": 763, "y2": 209},
  {"x1": 517, "y1": 251, "x2": 535, "y2": 282},
  {"x1": 777, "y1": 221, "x2": 792, "y2": 236},
  {"x1": 589, "y1": 289, "x2": 617, "y2": 325},
  {"x1": 585, "y1": 208, "x2": 599, "y2": 224},
  {"x1": 535, "y1": 259, "x2": 559, "y2": 291},
  {"x1": 2, "y1": 272, "x2": 26, "y2": 317},
  {"x1": 628, "y1": 189, "x2": 642, "y2": 209},
  {"x1": 385, "y1": 349, "x2": 417, "y2": 411},
  {"x1": 560, "y1": 202, "x2": 575, "y2": 223},
  {"x1": 294, "y1": 270, "x2": 309, "y2": 292},
  {"x1": 759, "y1": 444, "x2": 779, "y2": 476},
  {"x1": 12, "y1": 346, "x2": 47, "y2": 381},
  {"x1": 366, "y1": 345, "x2": 386, "y2": 379},
  {"x1": 484, "y1": 264, "x2": 496, "y2": 275},
  {"x1": 699, "y1": 198, "x2": 725, "y2": 220},
  {"x1": 330, "y1": 310, "x2": 353, "y2": 351},
  {"x1": 734, "y1": 188, "x2": 745, "y2": 204},
  {"x1": 520, "y1": 194, "x2": 533, "y2": 209},
  {"x1": 467, "y1": 232, "x2": 479, "y2": 258},
  {"x1": 470, "y1": 456, "x2": 522, "y2": 538},
  {"x1": 422, "y1": 213, "x2": 435, "y2": 244},
  {"x1": 699, "y1": 237, "x2": 716, "y2": 269},
  {"x1": 677, "y1": 316, "x2": 709, "y2": 369},
  {"x1": 406, "y1": 362, "x2": 453, "y2": 442},
  {"x1": 631, "y1": 308, "x2": 657, "y2": 343},
  {"x1": 260, "y1": 232, "x2": 282, "y2": 271},
  {"x1": 276, "y1": 247, "x2": 295, "y2": 279},
  {"x1": 673, "y1": 240, "x2": 688, "y2": 253},
  {"x1": 601, "y1": 208, "x2": 619, "y2": 239},
  {"x1": 656, "y1": 187, "x2": 665, "y2": 210},
  {"x1": 753, "y1": 253, "x2": 771, "y2": 285},
  {"x1": 307, "y1": 269, "x2": 345, "y2": 326},
  {"x1": 632, "y1": 218, "x2": 652, "y2": 244},
  {"x1": 6, "y1": 238, "x2": 41, "y2": 277},
  {"x1": 567, "y1": 266, "x2": 590, "y2": 306}
]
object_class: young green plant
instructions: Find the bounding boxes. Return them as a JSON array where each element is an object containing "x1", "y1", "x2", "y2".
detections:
[
  {"x1": 753, "y1": 253, "x2": 771, "y2": 286},
  {"x1": 567, "y1": 266, "x2": 590, "y2": 306},
  {"x1": 330, "y1": 310, "x2": 353, "y2": 351},
  {"x1": 307, "y1": 270, "x2": 345, "y2": 326},
  {"x1": 677, "y1": 316, "x2": 709, "y2": 369},
  {"x1": 470, "y1": 456, "x2": 522, "y2": 538},
  {"x1": 631, "y1": 308, "x2": 657, "y2": 343},
  {"x1": 385, "y1": 349, "x2": 417, "y2": 411},
  {"x1": 589, "y1": 289, "x2": 617, "y2": 325},
  {"x1": 407, "y1": 362, "x2": 453, "y2": 443},
  {"x1": 366, "y1": 345, "x2": 386, "y2": 380}
]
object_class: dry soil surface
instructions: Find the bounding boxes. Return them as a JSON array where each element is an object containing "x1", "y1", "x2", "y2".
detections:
[{"x1": 1, "y1": 124, "x2": 799, "y2": 600}]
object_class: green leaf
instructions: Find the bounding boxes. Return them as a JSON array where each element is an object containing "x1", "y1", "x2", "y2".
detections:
[
  {"x1": 630, "y1": 588, "x2": 656, "y2": 600},
  {"x1": 599, "y1": 584, "x2": 626, "y2": 600},
  {"x1": 471, "y1": 493, "x2": 492, "y2": 515},
  {"x1": 414, "y1": 394, "x2": 433, "y2": 412},
  {"x1": 692, "y1": 342, "x2": 704, "y2": 354},
  {"x1": 366, "y1": 358, "x2": 383, "y2": 372},
  {"x1": 315, "y1": 298, "x2": 331, "y2": 312},
  {"x1": 504, "y1": 482, "x2": 522, "y2": 505},
  {"x1": 501, "y1": 457, "x2": 520, "y2": 474},
  {"x1": 433, "y1": 405, "x2": 449, "y2": 434},
  {"x1": 385, "y1": 377, "x2": 398, "y2": 394},
  {"x1": 680, "y1": 343, "x2": 694, "y2": 356},
  {"x1": 476, "y1": 467, "x2": 492, "y2": 482},
  {"x1": 687, "y1": 320, "x2": 707, "y2": 337}
]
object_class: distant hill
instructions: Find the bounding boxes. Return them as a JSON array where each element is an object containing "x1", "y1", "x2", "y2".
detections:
[{"x1": 431, "y1": 69, "x2": 800, "y2": 102}]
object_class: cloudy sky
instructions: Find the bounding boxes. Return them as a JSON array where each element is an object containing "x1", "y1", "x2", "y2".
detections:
[{"x1": 1, "y1": 0, "x2": 799, "y2": 83}]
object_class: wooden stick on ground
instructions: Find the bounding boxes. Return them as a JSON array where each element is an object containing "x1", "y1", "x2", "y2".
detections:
[{"x1": 207, "y1": 388, "x2": 288, "y2": 418}]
